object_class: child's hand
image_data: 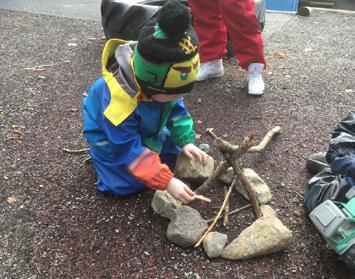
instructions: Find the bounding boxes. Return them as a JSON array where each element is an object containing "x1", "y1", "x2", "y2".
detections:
[
  {"x1": 166, "y1": 177, "x2": 195, "y2": 204},
  {"x1": 182, "y1": 143, "x2": 208, "y2": 164}
]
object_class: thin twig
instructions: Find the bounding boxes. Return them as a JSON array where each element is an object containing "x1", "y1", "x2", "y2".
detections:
[
  {"x1": 63, "y1": 147, "x2": 89, "y2": 154},
  {"x1": 305, "y1": 157, "x2": 329, "y2": 167},
  {"x1": 24, "y1": 64, "x2": 54, "y2": 71},
  {"x1": 223, "y1": 186, "x2": 229, "y2": 226},
  {"x1": 206, "y1": 204, "x2": 251, "y2": 223},
  {"x1": 195, "y1": 178, "x2": 236, "y2": 247},
  {"x1": 84, "y1": 155, "x2": 92, "y2": 163},
  {"x1": 194, "y1": 194, "x2": 211, "y2": 203}
]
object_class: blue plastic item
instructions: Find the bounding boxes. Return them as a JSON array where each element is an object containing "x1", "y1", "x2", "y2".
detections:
[{"x1": 266, "y1": 0, "x2": 299, "y2": 12}]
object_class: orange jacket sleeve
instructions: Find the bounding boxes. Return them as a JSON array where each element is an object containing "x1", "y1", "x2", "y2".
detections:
[{"x1": 128, "y1": 148, "x2": 173, "y2": 190}]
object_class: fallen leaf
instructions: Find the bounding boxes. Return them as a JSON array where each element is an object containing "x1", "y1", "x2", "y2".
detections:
[
  {"x1": 68, "y1": 43, "x2": 78, "y2": 47},
  {"x1": 197, "y1": 98, "x2": 202, "y2": 103},
  {"x1": 195, "y1": 133, "x2": 201, "y2": 139},
  {"x1": 197, "y1": 120, "x2": 203, "y2": 124},
  {"x1": 12, "y1": 125, "x2": 25, "y2": 129},
  {"x1": 7, "y1": 197, "x2": 17, "y2": 204},
  {"x1": 9, "y1": 125, "x2": 26, "y2": 137},
  {"x1": 275, "y1": 52, "x2": 285, "y2": 59},
  {"x1": 12, "y1": 128, "x2": 24, "y2": 135},
  {"x1": 222, "y1": 134, "x2": 228, "y2": 138},
  {"x1": 6, "y1": 135, "x2": 20, "y2": 141}
]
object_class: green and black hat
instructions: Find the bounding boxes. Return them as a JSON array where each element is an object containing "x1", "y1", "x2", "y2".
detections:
[{"x1": 133, "y1": 0, "x2": 200, "y2": 96}]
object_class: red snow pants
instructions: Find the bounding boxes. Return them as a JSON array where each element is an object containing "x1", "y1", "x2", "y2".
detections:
[{"x1": 188, "y1": 0, "x2": 266, "y2": 70}]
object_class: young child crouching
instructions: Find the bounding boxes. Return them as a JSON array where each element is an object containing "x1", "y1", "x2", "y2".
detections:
[{"x1": 82, "y1": 0, "x2": 206, "y2": 203}]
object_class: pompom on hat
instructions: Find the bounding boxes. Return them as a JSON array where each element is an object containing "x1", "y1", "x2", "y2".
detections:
[{"x1": 133, "y1": 0, "x2": 200, "y2": 96}]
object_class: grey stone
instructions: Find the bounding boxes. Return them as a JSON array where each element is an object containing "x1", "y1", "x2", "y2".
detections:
[
  {"x1": 203, "y1": 231, "x2": 228, "y2": 258},
  {"x1": 151, "y1": 190, "x2": 182, "y2": 220},
  {"x1": 219, "y1": 167, "x2": 272, "y2": 204},
  {"x1": 221, "y1": 216, "x2": 292, "y2": 260},
  {"x1": 260, "y1": 205, "x2": 277, "y2": 217},
  {"x1": 167, "y1": 206, "x2": 208, "y2": 248},
  {"x1": 174, "y1": 152, "x2": 214, "y2": 184},
  {"x1": 198, "y1": 143, "x2": 210, "y2": 154}
]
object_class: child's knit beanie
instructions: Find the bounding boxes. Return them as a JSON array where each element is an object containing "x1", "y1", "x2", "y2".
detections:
[{"x1": 133, "y1": 0, "x2": 200, "y2": 96}]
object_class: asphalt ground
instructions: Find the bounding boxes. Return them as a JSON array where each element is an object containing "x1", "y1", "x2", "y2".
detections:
[
  {"x1": 0, "y1": 0, "x2": 101, "y2": 20},
  {"x1": 0, "y1": 7, "x2": 354, "y2": 279}
]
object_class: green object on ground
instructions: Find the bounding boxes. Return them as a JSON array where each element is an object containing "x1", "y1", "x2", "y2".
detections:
[{"x1": 310, "y1": 195, "x2": 355, "y2": 254}]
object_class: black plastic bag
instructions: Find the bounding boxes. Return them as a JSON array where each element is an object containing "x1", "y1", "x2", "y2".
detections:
[
  {"x1": 326, "y1": 111, "x2": 355, "y2": 163},
  {"x1": 304, "y1": 168, "x2": 350, "y2": 215}
]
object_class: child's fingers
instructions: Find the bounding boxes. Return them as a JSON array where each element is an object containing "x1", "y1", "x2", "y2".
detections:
[
  {"x1": 179, "y1": 193, "x2": 190, "y2": 204},
  {"x1": 196, "y1": 151, "x2": 204, "y2": 163},
  {"x1": 189, "y1": 148, "x2": 203, "y2": 163},
  {"x1": 183, "y1": 149, "x2": 193, "y2": 159},
  {"x1": 184, "y1": 185, "x2": 195, "y2": 196},
  {"x1": 201, "y1": 151, "x2": 208, "y2": 164},
  {"x1": 179, "y1": 196, "x2": 188, "y2": 204},
  {"x1": 183, "y1": 146, "x2": 208, "y2": 164}
]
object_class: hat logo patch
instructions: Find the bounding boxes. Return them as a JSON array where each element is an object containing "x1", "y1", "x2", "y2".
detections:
[
  {"x1": 172, "y1": 61, "x2": 199, "y2": 80},
  {"x1": 179, "y1": 36, "x2": 197, "y2": 55},
  {"x1": 164, "y1": 54, "x2": 199, "y2": 88},
  {"x1": 146, "y1": 71, "x2": 159, "y2": 84}
]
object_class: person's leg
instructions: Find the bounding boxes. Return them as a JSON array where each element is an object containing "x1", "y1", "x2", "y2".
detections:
[
  {"x1": 88, "y1": 140, "x2": 147, "y2": 196},
  {"x1": 218, "y1": 0, "x2": 265, "y2": 69},
  {"x1": 188, "y1": 0, "x2": 227, "y2": 63},
  {"x1": 218, "y1": 0, "x2": 266, "y2": 95},
  {"x1": 188, "y1": 0, "x2": 226, "y2": 81}
]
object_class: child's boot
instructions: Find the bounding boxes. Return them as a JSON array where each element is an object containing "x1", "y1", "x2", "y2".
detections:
[{"x1": 247, "y1": 63, "x2": 265, "y2": 95}]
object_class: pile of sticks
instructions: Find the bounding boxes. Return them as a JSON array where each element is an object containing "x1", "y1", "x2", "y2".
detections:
[{"x1": 195, "y1": 126, "x2": 281, "y2": 247}]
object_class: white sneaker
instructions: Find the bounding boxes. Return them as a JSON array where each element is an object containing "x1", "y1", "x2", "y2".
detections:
[
  {"x1": 197, "y1": 59, "x2": 224, "y2": 81},
  {"x1": 247, "y1": 63, "x2": 265, "y2": 95}
]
